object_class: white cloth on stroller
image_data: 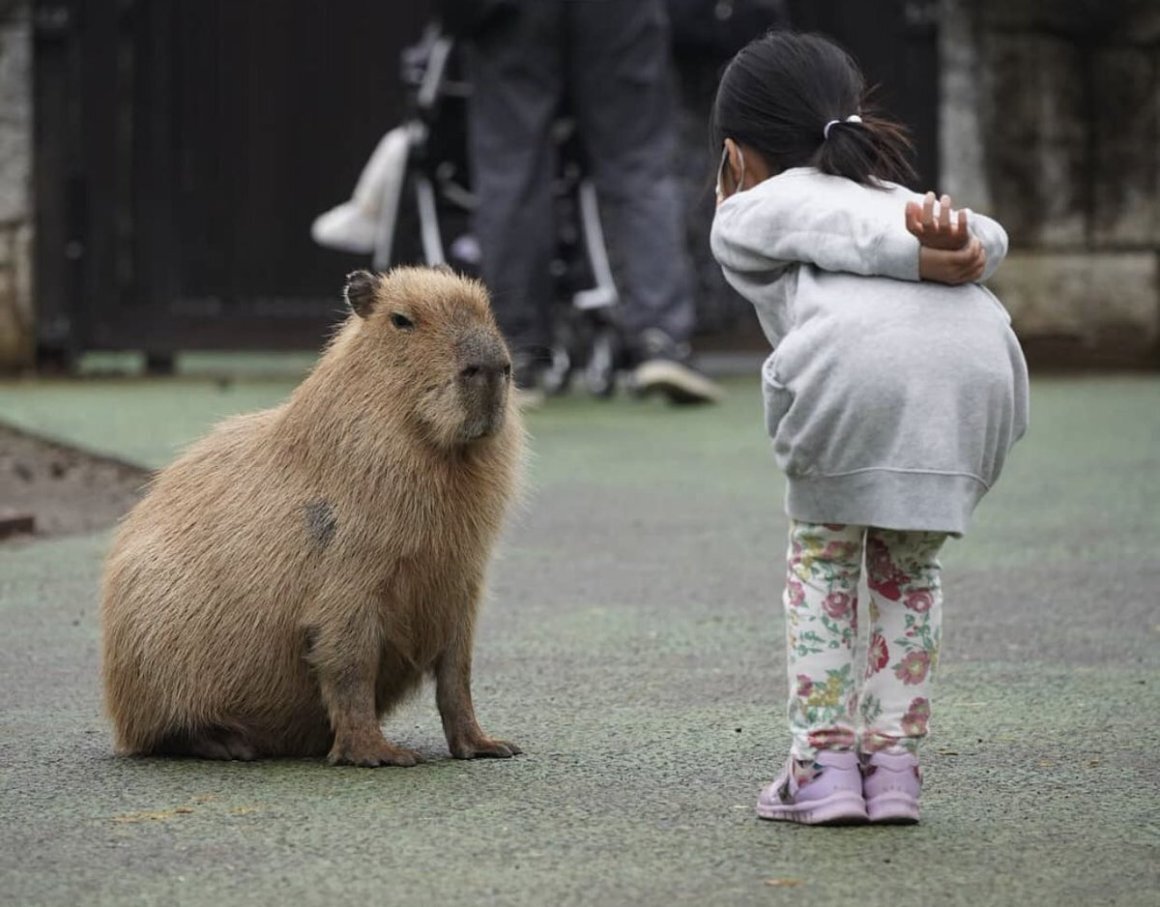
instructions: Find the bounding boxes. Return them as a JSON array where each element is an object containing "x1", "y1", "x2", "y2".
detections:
[{"x1": 311, "y1": 125, "x2": 412, "y2": 255}]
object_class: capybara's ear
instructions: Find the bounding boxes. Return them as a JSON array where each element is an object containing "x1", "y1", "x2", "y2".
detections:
[
  {"x1": 344, "y1": 270, "x2": 379, "y2": 319},
  {"x1": 432, "y1": 263, "x2": 454, "y2": 276}
]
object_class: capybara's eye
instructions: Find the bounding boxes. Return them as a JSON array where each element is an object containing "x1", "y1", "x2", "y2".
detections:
[{"x1": 390, "y1": 313, "x2": 415, "y2": 331}]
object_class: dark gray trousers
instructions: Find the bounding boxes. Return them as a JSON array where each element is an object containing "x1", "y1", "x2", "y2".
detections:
[{"x1": 465, "y1": 0, "x2": 695, "y2": 356}]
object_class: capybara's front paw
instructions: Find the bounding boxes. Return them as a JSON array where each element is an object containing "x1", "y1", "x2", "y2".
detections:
[
  {"x1": 449, "y1": 735, "x2": 523, "y2": 760},
  {"x1": 328, "y1": 737, "x2": 424, "y2": 768}
]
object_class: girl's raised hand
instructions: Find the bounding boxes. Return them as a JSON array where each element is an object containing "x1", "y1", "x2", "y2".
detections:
[
  {"x1": 918, "y1": 238, "x2": 987, "y2": 285},
  {"x1": 907, "y1": 191, "x2": 986, "y2": 284},
  {"x1": 906, "y1": 192, "x2": 969, "y2": 251}
]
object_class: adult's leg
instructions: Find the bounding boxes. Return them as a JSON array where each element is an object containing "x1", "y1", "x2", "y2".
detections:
[
  {"x1": 566, "y1": 0, "x2": 695, "y2": 348},
  {"x1": 464, "y1": 3, "x2": 563, "y2": 357}
]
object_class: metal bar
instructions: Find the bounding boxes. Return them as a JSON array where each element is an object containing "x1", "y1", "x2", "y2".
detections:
[
  {"x1": 415, "y1": 176, "x2": 445, "y2": 266},
  {"x1": 572, "y1": 181, "x2": 618, "y2": 312}
]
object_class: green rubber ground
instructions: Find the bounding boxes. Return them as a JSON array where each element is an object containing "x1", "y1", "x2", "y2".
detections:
[{"x1": 1, "y1": 367, "x2": 1158, "y2": 906}]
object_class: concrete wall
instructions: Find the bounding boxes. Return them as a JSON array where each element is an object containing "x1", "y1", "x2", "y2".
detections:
[
  {"x1": 0, "y1": 0, "x2": 32, "y2": 371},
  {"x1": 942, "y1": 0, "x2": 1160, "y2": 366}
]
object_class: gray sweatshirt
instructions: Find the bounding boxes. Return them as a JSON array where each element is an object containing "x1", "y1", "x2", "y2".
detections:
[{"x1": 710, "y1": 167, "x2": 1029, "y2": 534}]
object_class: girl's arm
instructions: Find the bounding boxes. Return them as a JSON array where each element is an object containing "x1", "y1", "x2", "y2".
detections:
[
  {"x1": 711, "y1": 179, "x2": 922, "y2": 281},
  {"x1": 712, "y1": 175, "x2": 1008, "y2": 285},
  {"x1": 972, "y1": 213, "x2": 1009, "y2": 280}
]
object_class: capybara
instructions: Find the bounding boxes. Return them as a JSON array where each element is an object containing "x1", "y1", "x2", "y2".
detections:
[{"x1": 101, "y1": 267, "x2": 524, "y2": 766}]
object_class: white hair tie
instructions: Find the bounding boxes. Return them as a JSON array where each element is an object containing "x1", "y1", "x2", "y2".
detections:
[{"x1": 823, "y1": 114, "x2": 863, "y2": 140}]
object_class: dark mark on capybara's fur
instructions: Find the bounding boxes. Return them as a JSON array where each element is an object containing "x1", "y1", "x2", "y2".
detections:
[
  {"x1": 101, "y1": 267, "x2": 525, "y2": 766},
  {"x1": 303, "y1": 500, "x2": 337, "y2": 550}
]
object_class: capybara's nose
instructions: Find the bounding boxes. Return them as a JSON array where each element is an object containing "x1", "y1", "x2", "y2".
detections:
[
  {"x1": 457, "y1": 330, "x2": 512, "y2": 398},
  {"x1": 460, "y1": 357, "x2": 512, "y2": 385}
]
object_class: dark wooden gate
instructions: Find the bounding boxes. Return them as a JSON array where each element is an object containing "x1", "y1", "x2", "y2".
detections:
[{"x1": 34, "y1": 0, "x2": 433, "y2": 361}]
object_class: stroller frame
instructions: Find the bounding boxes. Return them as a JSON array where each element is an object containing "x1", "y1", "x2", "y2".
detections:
[{"x1": 374, "y1": 25, "x2": 623, "y2": 397}]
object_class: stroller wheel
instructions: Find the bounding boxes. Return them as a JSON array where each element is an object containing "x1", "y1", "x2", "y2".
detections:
[
  {"x1": 542, "y1": 346, "x2": 573, "y2": 396},
  {"x1": 583, "y1": 328, "x2": 618, "y2": 398}
]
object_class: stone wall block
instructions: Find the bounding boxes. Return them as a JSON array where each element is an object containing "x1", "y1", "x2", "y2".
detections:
[
  {"x1": 981, "y1": 0, "x2": 1160, "y2": 40},
  {"x1": 1091, "y1": 47, "x2": 1158, "y2": 247},
  {"x1": 987, "y1": 134, "x2": 1087, "y2": 247},
  {"x1": 0, "y1": 269, "x2": 32, "y2": 368},
  {"x1": 0, "y1": 222, "x2": 32, "y2": 368},
  {"x1": 991, "y1": 251, "x2": 1159, "y2": 345},
  {"x1": 0, "y1": 3, "x2": 33, "y2": 371},
  {"x1": 1153, "y1": 41, "x2": 1160, "y2": 251},
  {"x1": 982, "y1": 35, "x2": 1089, "y2": 247},
  {"x1": 980, "y1": 0, "x2": 1091, "y2": 34},
  {"x1": 982, "y1": 35, "x2": 1087, "y2": 143},
  {"x1": 13, "y1": 220, "x2": 31, "y2": 322},
  {"x1": 0, "y1": 16, "x2": 31, "y2": 224}
]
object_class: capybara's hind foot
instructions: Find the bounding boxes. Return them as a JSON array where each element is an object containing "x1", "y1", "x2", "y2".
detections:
[
  {"x1": 328, "y1": 735, "x2": 423, "y2": 768},
  {"x1": 157, "y1": 728, "x2": 257, "y2": 761},
  {"x1": 190, "y1": 734, "x2": 257, "y2": 762}
]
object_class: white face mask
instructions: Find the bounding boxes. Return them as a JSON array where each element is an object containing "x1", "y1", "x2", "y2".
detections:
[{"x1": 715, "y1": 144, "x2": 747, "y2": 200}]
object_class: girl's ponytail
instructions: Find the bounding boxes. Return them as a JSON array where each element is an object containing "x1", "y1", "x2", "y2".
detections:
[
  {"x1": 713, "y1": 31, "x2": 917, "y2": 188},
  {"x1": 814, "y1": 113, "x2": 916, "y2": 186}
]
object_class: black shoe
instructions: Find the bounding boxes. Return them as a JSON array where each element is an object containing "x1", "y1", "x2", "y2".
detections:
[{"x1": 630, "y1": 329, "x2": 723, "y2": 406}]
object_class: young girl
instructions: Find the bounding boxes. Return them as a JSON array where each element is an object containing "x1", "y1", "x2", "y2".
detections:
[{"x1": 710, "y1": 32, "x2": 1028, "y2": 825}]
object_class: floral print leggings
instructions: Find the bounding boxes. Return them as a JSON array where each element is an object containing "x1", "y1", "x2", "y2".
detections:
[{"x1": 783, "y1": 521, "x2": 948, "y2": 759}]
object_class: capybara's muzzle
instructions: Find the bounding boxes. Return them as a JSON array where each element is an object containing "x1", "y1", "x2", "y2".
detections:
[{"x1": 457, "y1": 343, "x2": 511, "y2": 441}]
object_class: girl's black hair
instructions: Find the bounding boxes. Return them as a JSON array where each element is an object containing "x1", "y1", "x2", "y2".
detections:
[{"x1": 712, "y1": 31, "x2": 916, "y2": 187}]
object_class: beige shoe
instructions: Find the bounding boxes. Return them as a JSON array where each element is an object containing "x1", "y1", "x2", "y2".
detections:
[{"x1": 633, "y1": 358, "x2": 724, "y2": 405}]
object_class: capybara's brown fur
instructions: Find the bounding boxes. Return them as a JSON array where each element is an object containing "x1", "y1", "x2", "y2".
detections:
[{"x1": 101, "y1": 267, "x2": 524, "y2": 766}]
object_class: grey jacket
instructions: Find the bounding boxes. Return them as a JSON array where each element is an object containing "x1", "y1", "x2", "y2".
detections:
[{"x1": 711, "y1": 167, "x2": 1029, "y2": 534}]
